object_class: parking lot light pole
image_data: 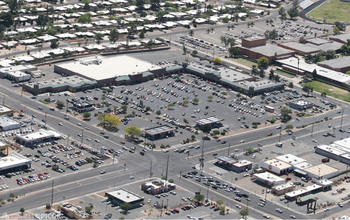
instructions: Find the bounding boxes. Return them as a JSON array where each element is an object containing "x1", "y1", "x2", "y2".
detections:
[
  {"x1": 81, "y1": 129, "x2": 84, "y2": 145},
  {"x1": 44, "y1": 112, "x2": 47, "y2": 129},
  {"x1": 227, "y1": 143, "x2": 231, "y2": 156}
]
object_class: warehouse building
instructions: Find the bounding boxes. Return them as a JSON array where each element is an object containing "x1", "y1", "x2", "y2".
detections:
[
  {"x1": 105, "y1": 189, "x2": 144, "y2": 209},
  {"x1": 0, "y1": 116, "x2": 21, "y2": 131},
  {"x1": 277, "y1": 42, "x2": 320, "y2": 55},
  {"x1": 315, "y1": 144, "x2": 346, "y2": 161},
  {"x1": 329, "y1": 32, "x2": 350, "y2": 44}
]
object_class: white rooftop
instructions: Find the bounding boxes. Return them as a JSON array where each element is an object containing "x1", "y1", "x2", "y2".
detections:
[
  {"x1": 276, "y1": 154, "x2": 306, "y2": 165},
  {"x1": 233, "y1": 159, "x2": 253, "y2": 168},
  {"x1": 55, "y1": 55, "x2": 160, "y2": 81},
  {"x1": 316, "y1": 144, "x2": 346, "y2": 156},
  {"x1": 106, "y1": 189, "x2": 143, "y2": 203},
  {"x1": 253, "y1": 172, "x2": 284, "y2": 182},
  {"x1": 293, "y1": 161, "x2": 313, "y2": 170},
  {"x1": 0, "y1": 152, "x2": 31, "y2": 170},
  {"x1": 285, "y1": 184, "x2": 322, "y2": 198}
]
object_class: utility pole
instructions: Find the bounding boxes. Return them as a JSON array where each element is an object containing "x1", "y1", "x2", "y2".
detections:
[
  {"x1": 44, "y1": 112, "x2": 47, "y2": 129},
  {"x1": 67, "y1": 134, "x2": 70, "y2": 147},
  {"x1": 81, "y1": 129, "x2": 84, "y2": 145},
  {"x1": 160, "y1": 200, "x2": 164, "y2": 217},
  {"x1": 51, "y1": 179, "x2": 54, "y2": 206},
  {"x1": 206, "y1": 184, "x2": 210, "y2": 203},
  {"x1": 340, "y1": 109, "x2": 344, "y2": 129},
  {"x1": 227, "y1": 143, "x2": 231, "y2": 156},
  {"x1": 149, "y1": 161, "x2": 153, "y2": 179},
  {"x1": 200, "y1": 139, "x2": 204, "y2": 175},
  {"x1": 165, "y1": 155, "x2": 169, "y2": 181}
]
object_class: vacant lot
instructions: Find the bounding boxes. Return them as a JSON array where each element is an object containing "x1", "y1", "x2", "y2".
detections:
[
  {"x1": 304, "y1": 81, "x2": 350, "y2": 102},
  {"x1": 307, "y1": 0, "x2": 350, "y2": 23}
]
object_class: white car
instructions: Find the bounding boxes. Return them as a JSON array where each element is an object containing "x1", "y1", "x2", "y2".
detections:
[
  {"x1": 95, "y1": 139, "x2": 100, "y2": 143},
  {"x1": 58, "y1": 122, "x2": 63, "y2": 126},
  {"x1": 240, "y1": 140, "x2": 245, "y2": 143},
  {"x1": 77, "y1": 123, "x2": 81, "y2": 126},
  {"x1": 130, "y1": 176, "x2": 134, "y2": 179},
  {"x1": 263, "y1": 215, "x2": 270, "y2": 219},
  {"x1": 86, "y1": 138, "x2": 91, "y2": 141},
  {"x1": 235, "y1": 204, "x2": 242, "y2": 209}
]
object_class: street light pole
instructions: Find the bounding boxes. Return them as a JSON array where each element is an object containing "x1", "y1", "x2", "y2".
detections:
[
  {"x1": 44, "y1": 112, "x2": 47, "y2": 129},
  {"x1": 340, "y1": 109, "x2": 344, "y2": 129},
  {"x1": 81, "y1": 129, "x2": 84, "y2": 145},
  {"x1": 227, "y1": 143, "x2": 231, "y2": 156}
]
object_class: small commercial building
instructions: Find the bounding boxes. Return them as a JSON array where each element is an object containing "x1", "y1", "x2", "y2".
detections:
[
  {"x1": 288, "y1": 99, "x2": 313, "y2": 111},
  {"x1": 141, "y1": 178, "x2": 176, "y2": 195},
  {"x1": 0, "y1": 152, "x2": 31, "y2": 174},
  {"x1": 71, "y1": 101, "x2": 95, "y2": 113},
  {"x1": 195, "y1": 116, "x2": 222, "y2": 129},
  {"x1": 303, "y1": 164, "x2": 339, "y2": 179},
  {"x1": 216, "y1": 156, "x2": 253, "y2": 173},
  {"x1": 0, "y1": 116, "x2": 21, "y2": 131},
  {"x1": 60, "y1": 203, "x2": 90, "y2": 219},
  {"x1": 253, "y1": 172, "x2": 285, "y2": 187},
  {"x1": 144, "y1": 125, "x2": 175, "y2": 140},
  {"x1": 105, "y1": 189, "x2": 144, "y2": 209},
  {"x1": 0, "y1": 105, "x2": 14, "y2": 116},
  {"x1": 260, "y1": 158, "x2": 293, "y2": 175},
  {"x1": 271, "y1": 183, "x2": 294, "y2": 196},
  {"x1": 285, "y1": 184, "x2": 322, "y2": 200},
  {"x1": 16, "y1": 129, "x2": 60, "y2": 146},
  {"x1": 0, "y1": 64, "x2": 35, "y2": 82}
]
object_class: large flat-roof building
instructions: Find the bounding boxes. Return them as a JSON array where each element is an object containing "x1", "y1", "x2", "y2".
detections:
[
  {"x1": 237, "y1": 37, "x2": 295, "y2": 63},
  {"x1": 318, "y1": 56, "x2": 350, "y2": 73},
  {"x1": 16, "y1": 129, "x2": 61, "y2": 146},
  {"x1": 278, "y1": 57, "x2": 350, "y2": 89},
  {"x1": 303, "y1": 164, "x2": 339, "y2": 179},
  {"x1": 0, "y1": 65, "x2": 35, "y2": 83},
  {"x1": 0, "y1": 152, "x2": 31, "y2": 174},
  {"x1": 277, "y1": 42, "x2": 320, "y2": 55},
  {"x1": 105, "y1": 189, "x2": 144, "y2": 209},
  {"x1": 329, "y1": 33, "x2": 350, "y2": 44},
  {"x1": 54, "y1": 55, "x2": 163, "y2": 87},
  {"x1": 22, "y1": 75, "x2": 97, "y2": 95},
  {"x1": 0, "y1": 116, "x2": 21, "y2": 131}
]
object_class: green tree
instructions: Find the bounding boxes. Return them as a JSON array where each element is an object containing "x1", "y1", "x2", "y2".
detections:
[
  {"x1": 121, "y1": 202, "x2": 131, "y2": 215},
  {"x1": 56, "y1": 100, "x2": 64, "y2": 108},
  {"x1": 288, "y1": 82, "x2": 294, "y2": 88},
  {"x1": 156, "y1": 110, "x2": 161, "y2": 116},
  {"x1": 121, "y1": 105, "x2": 128, "y2": 113},
  {"x1": 194, "y1": 194, "x2": 205, "y2": 203},
  {"x1": 257, "y1": 57, "x2": 269, "y2": 68},
  {"x1": 97, "y1": 113, "x2": 121, "y2": 129},
  {"x1": 168, "y1": 178, "x2": 174, "y2": 183},
  {"x1": 189, "y1": 29, "x2": 194, "y2": 36},
  {"x1": 183, "y1": 45, "x2": 187, "y2": 55},
  {"x1": 85, "y1": 205, "x2": 93, "y2": 213},
  {"x1": 228, "y1": 47, "x2": 240, "y2": 57},
  {"x1": 202, "y1": 124, "x2": 212, "y2": 135},
  {"x1": 321, "y1": 92, "x2": 327, "y2": 100},
  {"x1": 78, "y1": 13, "x2": 92, "y2": 23},
  {"x1": 136, "y1": 0, "x2": 145, "y2": 10},
  {"x1": 139, "y1": 30, "x2": 145, "y2": 39},
  {"x1": 213, "y1": 57, "x2": 222, "y2": 64},
  {"x1": 333, "y1": 26, "x2": 340, "y2": 34},
  {"x1": 50, "y1": 40, "x2": 59, "y2": 49},
  {"x1": 216, "y1": 199, "x2": 224, "y2": 206},
  {"x1": 207, "y1": 96, "x2": 213, "y2": 101},
  {"x1": 183, "y1": 100, "x2": 189, "y2": 106},
  {"x1": 46, "y1": 203, "x2": 51, "y2": 210},
  {"x1": 213, "y1": 130, "x2": 220, "y2": 135},
  {"x1": 285, "y1": 124, "x2": 294, "y2": 130},
  {"x1": 20, "y1": 207, "x2": 25, "y2": 215},
  {"x1": 109, "y1": 28, "x2": 120, "y2": 44},
  {"x1": 145, "y1": 106, "x2": 151, "y2": 112},
  {"x1": 37, "y1": 14, "x2": 49, "y2": 26},
  {"x1": 302, "y1": 85, "x2": 313, "y2": 94},
  {"x1": 219, "y1": 205, "x2": 226, "y2": 214},
  {"x1": 239, "y1": 208, "x2": 249, "y2": 218},
  {"x1": 150, "y1": 0, "x2": 160, "y2": 10},
  {"x1": 83, "y1": 112, "x2": 91, "y2": 119},
  {"x1": 192, "y1": 98, "x2": 199, "y2": 104},
  {"x1": 0, "y1": 12, "x2": 13, "y2": 27},
  {"x1": 280, "y1": 108, "x2": 292, "y2": 122},
  {"x1": 125, "y1": 126, "x2": 142, "y2": 138}
]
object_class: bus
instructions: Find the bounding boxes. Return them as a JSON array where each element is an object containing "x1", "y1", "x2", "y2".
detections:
[{"x1": 265, "y1": 105, "x2": 275, "y2": 113}]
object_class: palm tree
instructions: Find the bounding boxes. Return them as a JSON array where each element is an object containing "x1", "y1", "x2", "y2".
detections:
[
  {"x1": 206, "y1": 29, "x2": 210, "y2": 34},
  {"x1": 210, "y1": 28, "x2": 214, "y2": 33}
]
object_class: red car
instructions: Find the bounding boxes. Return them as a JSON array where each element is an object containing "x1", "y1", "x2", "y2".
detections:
[
  {"x1": 210, "y1": 205, "x2": 216, "y2": 209},
  {"x1": 21, "y1": 109, "x2": 25, "y2": 113},
  {"x1": 173, "y1": 209, "x2": 179, "y2": 213},
  {"x1": 121, "y1": 141, "x2": 125, "y2": 144},
  {"x1": 216, "y1": 139, "x2": 221, "y2": 142},
  {"x1": 268, "y1": 132, "x2": 273, "y2": 136}
]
